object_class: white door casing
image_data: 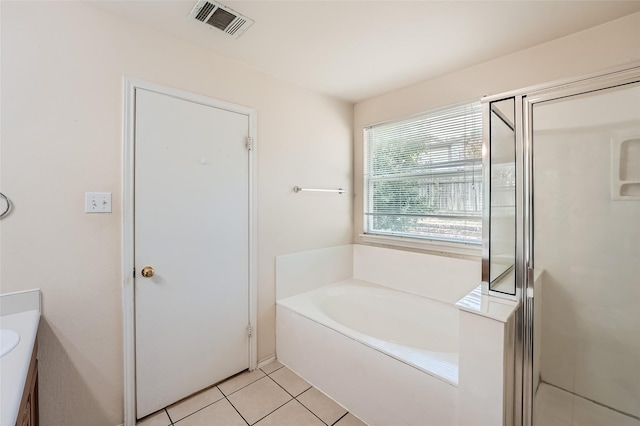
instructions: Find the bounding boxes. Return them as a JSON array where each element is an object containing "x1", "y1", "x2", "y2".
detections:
[{"x1": 122, "y1": 78, "x2": 257, "y2": 425}]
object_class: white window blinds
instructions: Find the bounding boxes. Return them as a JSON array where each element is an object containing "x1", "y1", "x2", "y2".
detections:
[{"x1": 364, "y1": 102, "x2": 483, "y2": 244}]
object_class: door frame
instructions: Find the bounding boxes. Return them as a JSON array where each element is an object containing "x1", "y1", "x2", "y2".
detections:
[{"x1": 121, "y1": 77, "x2": 258, "y2": 426}]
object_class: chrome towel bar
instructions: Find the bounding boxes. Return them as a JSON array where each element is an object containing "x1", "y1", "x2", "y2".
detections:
[{"x1": 293, "y1": 186, "x2": 345, "y2": 194}]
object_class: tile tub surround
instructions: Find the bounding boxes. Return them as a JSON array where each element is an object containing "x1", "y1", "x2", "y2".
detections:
[
  {"x1": 0, "y1": 289, "x2": 41, "y2": 426},
  {"x1": 352, "y1": 244, "x2": 480, "y2": 303},
  {"x1": 276, "y1": 245, "x2": 353, "y2": 300},
  {"x1": 276, "y1": 244, "x2": 480, "y2": 303},
  {"x1": 136, "y1": 360, "x2": 367, "y2": 426}
]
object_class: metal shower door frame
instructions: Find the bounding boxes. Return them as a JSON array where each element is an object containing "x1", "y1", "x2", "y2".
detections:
[
  {"x1": 521, "y1": 66, "x2": 640, "y2": 426},
  {"x1": 483, "y1": 61, "x2": 640, "y2": 426}
]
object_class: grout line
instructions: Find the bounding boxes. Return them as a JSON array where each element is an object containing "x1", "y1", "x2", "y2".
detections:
[
  {"x1": 261, "y1": 364, "x2": 285, "y2": 375},
  {"x1": 247, "y1": 397, "x2": 294, "y2": 425},
  {"x1": 223, "y1": 392, "x2": 251, "y2": 426},
  {"x1": 152, "y1": 371, "x2": 268, "y2": 425},
  {"x1": 266, "y1": 374, "x2": 293, "y2": 397},
  {"x1": 166, "y1": 405, "x2": 210, "y2": 423},
  {"x1": 265, "y1": 372, "x2": 311, "y2": 398},
  {"x1": 541, "y1": 381, "x2": 640, "y2": 421},
  {"x1": 163, "y1": 388, "x2": 227, "y2": 424},
  {"x1": 157, "y1": 370, "x2": 355, "y2": 426},
  {"x1": 331, "y1": 412, "x2": 349, "y2": 425},
  {"x1": 294, "y1": 388, "x2": 333, "y2": 426},
  {"x1": 164, "y1": 408, "x2": 174, "y2": 425},
  {"x1": 219, "y1": 371, "x2": 267, "y2": 397},
  {"x1": 261, "y1": 372, "x2": 326, "y2": 424},
  {"x1": 297, "y1": 385, "x2": 313, "y2": 398},
  {"x1": 295, "y1": 396, "x2": 330, "y2": 426}
]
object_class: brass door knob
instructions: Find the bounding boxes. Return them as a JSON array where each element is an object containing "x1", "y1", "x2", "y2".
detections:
[{"x1": 141, "y1": 266, "x2": 155, "y2": 278}]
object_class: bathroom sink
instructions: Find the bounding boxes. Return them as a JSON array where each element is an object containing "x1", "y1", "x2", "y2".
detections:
[{"x1": 0, "y1": 329, "x2": 20, "y2": 358}]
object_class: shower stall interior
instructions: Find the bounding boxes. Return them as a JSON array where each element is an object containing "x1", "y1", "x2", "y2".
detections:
[{"x1": 483, "y1": 64, "x2": 640, "y2": 426}]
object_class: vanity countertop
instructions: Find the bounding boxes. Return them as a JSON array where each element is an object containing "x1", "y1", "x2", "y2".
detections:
[{"x1": 0, "y1": 289, "x2": 41, "y2": 426}]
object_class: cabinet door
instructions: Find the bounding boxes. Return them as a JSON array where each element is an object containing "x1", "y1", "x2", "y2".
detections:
[
  {"x1": 19, "y1": 394, "x2": 31, "y2": 426},
  {"x1": 29, "y1": 361, "x2": 38, "y2": 426},
  {"x1": 17, "y1": 341, "x2": 38, "y2": 426}
]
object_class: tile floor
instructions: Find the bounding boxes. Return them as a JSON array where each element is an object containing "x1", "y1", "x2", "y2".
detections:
[
  {"x1": 533, "y1": 383, "x2": 640, "y2": 426},
  {"x1": 137, "y1": 360, "x2": 367, "y2": 426}
]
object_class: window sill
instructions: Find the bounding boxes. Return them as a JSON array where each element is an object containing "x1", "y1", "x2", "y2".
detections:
[{"x1": 359, "y1": 233, "x2": 482, "y2": 258}]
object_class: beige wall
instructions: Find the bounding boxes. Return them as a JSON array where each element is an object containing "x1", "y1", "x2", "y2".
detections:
[
  {"x1": 353, "y1": 11, "x2": 640, "y2": 246},
  {"x1": 3, "y1": 1, "x2": 640, "y2": 424},
  {"x1": 0, "y1": 2, "x2": 352, "y2": 425}
]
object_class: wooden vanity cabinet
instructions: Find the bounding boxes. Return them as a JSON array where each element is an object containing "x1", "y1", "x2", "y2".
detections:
[{"x1": 16, "y1": 339, "x2": 38, "y2": 426}]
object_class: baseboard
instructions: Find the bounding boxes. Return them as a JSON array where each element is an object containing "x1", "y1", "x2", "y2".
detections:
[{"x1": 257, "y1": 354, "x2": 276, "y2": 369}]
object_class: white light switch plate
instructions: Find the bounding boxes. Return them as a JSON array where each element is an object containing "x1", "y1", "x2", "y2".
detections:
[{"x1": 85, "y1": 192, "x2": 112, "y2": 213}]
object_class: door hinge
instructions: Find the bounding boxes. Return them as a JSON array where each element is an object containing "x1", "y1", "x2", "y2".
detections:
[
  {"x1": 246, "y1": 137, "x2": 253, "y2": 150},
  {"x1": 247, "y1": 324, "x2": 253, "y2": 337},
  {"x1": 133, "y1": 268, "x2": 136, "y2": 278}
]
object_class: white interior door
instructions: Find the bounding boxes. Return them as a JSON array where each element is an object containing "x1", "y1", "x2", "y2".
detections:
[{"x1": 134, "y1": 88, "x2": 250, "y2": 418}]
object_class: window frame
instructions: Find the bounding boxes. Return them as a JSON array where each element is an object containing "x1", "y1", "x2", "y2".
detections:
[{"x1": 362, "y1": 101, "x2": 483, "y2": 255}]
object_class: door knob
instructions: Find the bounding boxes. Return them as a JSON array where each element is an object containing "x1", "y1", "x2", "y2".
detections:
[{"x1": 141, "y1": 266, "x2": 155, "y2": 278}]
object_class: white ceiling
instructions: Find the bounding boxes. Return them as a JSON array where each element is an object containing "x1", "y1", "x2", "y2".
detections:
[{"x1": 91, "y1": 0, "x2": 640, "y2": 103}]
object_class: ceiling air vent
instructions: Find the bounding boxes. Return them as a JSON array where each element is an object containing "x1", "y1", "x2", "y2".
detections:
[{"x1": 188, "y1": 0, "x2": 254, "y2": 39}]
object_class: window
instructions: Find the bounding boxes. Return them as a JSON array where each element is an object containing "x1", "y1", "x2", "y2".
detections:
[{"x1": 363, "y1": 102, "x2": 483, "y2": 245}]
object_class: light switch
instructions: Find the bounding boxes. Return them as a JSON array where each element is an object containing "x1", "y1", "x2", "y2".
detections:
[{"x1": 85, "y1": 192, "x2": 112, "y2": 213}]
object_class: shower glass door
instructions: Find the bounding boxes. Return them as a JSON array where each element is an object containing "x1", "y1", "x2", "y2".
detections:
[{"x1": 529, "y1": 81, "x2": 640, "y2": 426}]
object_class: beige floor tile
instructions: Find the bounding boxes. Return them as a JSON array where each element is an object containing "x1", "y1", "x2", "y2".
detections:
[
  {"x1": 167, "y1": 386, "x2": 224, "y2": 422},
  {"x1": 297, "y1": 387, "x2": 347, "y2": 425},
  {"x1": 572, "y1": 397, "x2": 640, "y2": 426},
  {"x1": 175, "y1": 398, "x2": 246, "y2": 426},
  {"x1": 334, "y1": 413, "x2": 369, "y2": 426},
  {"x1": 260, "y1": 359, "x2": 284, "y2": 375},
  {"x1": 533, "y1": 410, "x2": 572, "y2": 426},
  {"x1": 254, "y1": 400, "x2": 325, "y2": 426},
  {"x1": 227, "y1": 376, "x2": 292, "y2": 424},
  {"x1": 269, "y1": 367, "x2": 311, "y2": 397},
  {"x1": 137, "y1": 409, "x2": 171, "y2": 426},
  {"x1": 218, "y1": 368, "x2": 266, "y2": 396},
  {"x1": 538, "y1": 384, "x2": 573, "y2": 424}
]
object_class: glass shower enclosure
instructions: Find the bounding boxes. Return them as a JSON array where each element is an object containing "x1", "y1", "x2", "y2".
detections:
[{"x1": 483, "y1": 64, "x2": 640, "y2": 426}]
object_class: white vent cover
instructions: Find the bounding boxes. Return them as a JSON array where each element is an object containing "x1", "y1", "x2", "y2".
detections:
[{"x1": 188, "y1": 0, "x2": 254, "y2": 38}]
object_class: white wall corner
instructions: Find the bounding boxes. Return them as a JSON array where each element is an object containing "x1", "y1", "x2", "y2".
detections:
[{"x1": 275, "y1": 245, "x2": 354, "y2": 300}]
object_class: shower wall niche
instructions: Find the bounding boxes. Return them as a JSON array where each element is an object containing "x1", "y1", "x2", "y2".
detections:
[{"x1": 611, "y1": 137, "x2": 640, "y2": 199}]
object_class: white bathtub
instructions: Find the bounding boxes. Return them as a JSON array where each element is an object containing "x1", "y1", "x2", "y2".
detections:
[
  {"x1": 275, "y1": 245, "x2": 516, "y2": 426},
  {"x1": 277, "y1": 279, "x2": 459, "y2": 425},
  {"x1": 277, "y1": 279, "x2": 459, "y2": 385}
]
